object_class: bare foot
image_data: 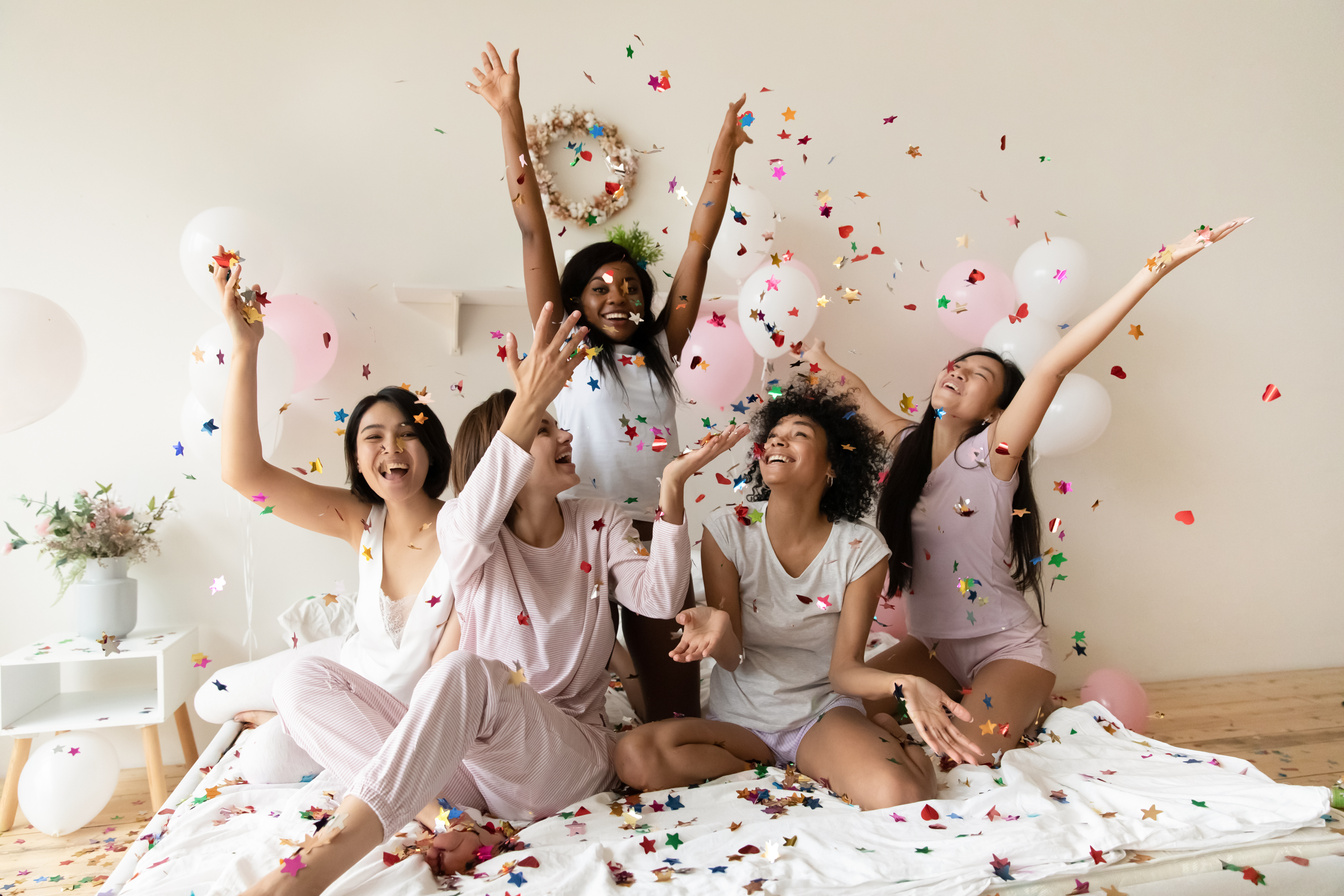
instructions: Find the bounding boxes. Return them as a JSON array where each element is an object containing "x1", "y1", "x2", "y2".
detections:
[
  {"x1": 235, "y1": 710, "x2": 278, "y2": 729},
  {"x1": 422, "y1": 829, "x2": 486, "y2": 876}
]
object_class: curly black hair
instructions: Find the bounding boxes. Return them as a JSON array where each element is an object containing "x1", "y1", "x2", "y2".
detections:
[{"x1": 745, "y1": 381, "x2": 887, "y2": 522}]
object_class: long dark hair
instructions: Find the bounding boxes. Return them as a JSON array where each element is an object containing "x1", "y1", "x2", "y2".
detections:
[
  {"x1": 342, "y1": 387, "x2": 452, "y2": 503},
  {"x1": 874, "y1": 349, "x2": 1045, "y2": 616},
  {"x1": 559, "y1": 241, "x2": 680, "y2": 404}
]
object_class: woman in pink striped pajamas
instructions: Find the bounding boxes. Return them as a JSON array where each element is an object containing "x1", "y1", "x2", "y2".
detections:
[{"x1": 242, "y1": 305, "x2": 747, "y2": 895}]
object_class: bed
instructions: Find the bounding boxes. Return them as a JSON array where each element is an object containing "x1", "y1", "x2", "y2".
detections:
[{"x1": 101, "y1": 634, "x2": 1342, "y2": 895}]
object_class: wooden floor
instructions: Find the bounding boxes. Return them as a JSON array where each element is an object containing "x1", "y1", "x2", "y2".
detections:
[{"x1": 0, "y1": 667, "x2": 1340, "y2": 893}]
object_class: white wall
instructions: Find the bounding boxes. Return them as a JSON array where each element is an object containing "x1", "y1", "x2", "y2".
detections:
[{"x1": 1, "y1": 1, "x2": 1340, "y2": 773}]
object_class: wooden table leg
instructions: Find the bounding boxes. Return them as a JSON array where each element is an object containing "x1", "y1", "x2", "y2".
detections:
[
  {"x1": 173, "y1": 702, "x2": 198, "y2": 767},
  {"x1": 141, "y1": 724, "x2": 167, "y2": 809},
  {"x1": 1, "y1": 737, "x2": 32, "y2": 833}
]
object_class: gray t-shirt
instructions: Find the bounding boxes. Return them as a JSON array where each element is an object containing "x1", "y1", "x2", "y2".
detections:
[{"x1": 704, "y1": 502, "x2": 890, "y2": 732}]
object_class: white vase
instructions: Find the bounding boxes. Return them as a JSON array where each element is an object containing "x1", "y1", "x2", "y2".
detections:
[{"x1": 72, "y1": 556, "x2": 138, "y2": 640}]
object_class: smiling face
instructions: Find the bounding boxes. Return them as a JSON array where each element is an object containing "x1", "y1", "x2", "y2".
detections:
[
  {"x1": 759, "y1": 414, "x2": 832, "y2": 492},
  {"x1": 356, "y1": 401, "x2": 430, "y2": 501},
  {"x1": 577, "y1": 260, "x2": 645, "y2": 343},
  {"x1": 929, "y1": 354, "x2": 1007, "y2": 423},
  {"x1": 525, "y1": 412, "x2": 580, "y2": 495}
]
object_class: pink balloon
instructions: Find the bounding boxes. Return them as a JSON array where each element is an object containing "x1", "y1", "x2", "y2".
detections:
[
  {"x1": 674, "y1": 313, "x2": 756, "y2": 408},
  {"x1": 870, "y1": 573, "x2": 909, "y2": 639},
  {"x1": 935, "y1": 260, "x2": 1018, "y2": 344},
  {"x1": 263, "y1": 294, "x2": 339, "y2": 392},
  {"x1": 1080, "y1": 668, "x2": 1150, "y2": 733}
]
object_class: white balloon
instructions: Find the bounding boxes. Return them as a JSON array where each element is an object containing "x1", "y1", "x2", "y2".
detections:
[
  {"x1": 17, "y1": 732, "x2": 119, "y2": 836},
  {"x1": 982, "y1": 316, "x2": 1061, "y2": 373},
  {"x1": 710, "y1": 183, "x2": 777, "y2": 283},
  {"x1": 187, "y1": 325, "x2": 294, "y2": 419},
  {"x1": 0, "y1": 289, "x2": 86, "y2": 434},
  {"x1": 1033, "y1": 373, "x2": 1112, "y2": 457},
  {"x1": 737, "y1": 262, "x2": 819, "y2": 359},
  {"x1": 179, "y1": 393, "x2": 286, "y2": 472},
  {"x1": 179, "y1": 207, "x2": 286, "y2": 311},
  {"x1": 1012, "y1": 237, "x2": 1090, "y2": 325}
]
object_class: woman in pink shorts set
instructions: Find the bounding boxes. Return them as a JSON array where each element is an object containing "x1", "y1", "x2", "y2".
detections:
[{"x1": 807, "y1": 217, "x2": 1250, "y2": 765}]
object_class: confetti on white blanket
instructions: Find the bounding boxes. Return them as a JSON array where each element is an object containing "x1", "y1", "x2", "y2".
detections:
[{"x1": 112, "y1": 701, "x2": 1332, "y2": 895}]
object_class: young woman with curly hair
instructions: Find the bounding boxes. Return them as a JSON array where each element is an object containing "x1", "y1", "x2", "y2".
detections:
[{"x1": 614, "y1": 383, "x2": 981, "y2": 810}]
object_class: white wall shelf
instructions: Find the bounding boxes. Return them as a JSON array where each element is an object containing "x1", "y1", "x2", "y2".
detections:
[{"x1": 393, "y1": 285, "x2": 526, "y2": 355}]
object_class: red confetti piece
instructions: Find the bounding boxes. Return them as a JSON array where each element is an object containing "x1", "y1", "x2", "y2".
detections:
[
  {"x1": 580, "y1": 150, "x2": 592, "y2": 161},
  {"x1": 838, "y1": 225, "x2": 854, "y2": 238},
  {"x1": 920, "y1": 804, "x2": 939, "y2": 820},
  {"x1": 574, "y1": 806, "x2": 591, "y2": 816},
  {"x1": 382, "y1": 852, "x2": 401, "y2": 867},
  {"x1": 517, "y1": 612, "x2": 530, "y2": 625},
  {"x1": 1008, "y1": 303, "x2": 1029, "y2": 323},
  {"x1": 995, "y1": 441, "x2": 1011, "y2": 455},
  {"x1": 517, "y1": 855, "x2": 541, "y2": 867},
  {"x1": 903, "y1": 304, "x2": 917, "y2": 311},
  {"x1": 966, "y1": 269, "x2": 986, "y2": 285},
  {"x1": 1048, "y1": 517, "x2": 1062, "y2": 533},
  {"x1": 322, "y1": 332, "x2": 331, "y2": 349},
  {"x1": 695, "y1": 494, "x2": 705, "y2": 503},
  {"x1": 580, "y1": 561, "x2": 592, "y2": 572},
  {"x1": 1262, "y1": 384, "x2": 1281, "y2": 402},
  {"x1": 1174, "y1": 510, "x2": 1195, "y2": 525},
  {"x1": 604, "y1": 181, "x2": 622, "y2": 195},
  {"x1": 851, "y1": 254, "x2": 869, "y2": 262},
  {"x1": 1110, "y1": 365, "x2": 1127, "y2": 379},
  {"x1": 716, "y1": 473, "x2": 731, "y2": 485},
  {"x1": 736, "y1": 244, "x2": 747, "y2": 256},
  {"x1": 738, "y1": 845, "x2": 760, "y2": 854},
  {"x1": 796, "y1": 594, "x2": 812, "y2": 604}
]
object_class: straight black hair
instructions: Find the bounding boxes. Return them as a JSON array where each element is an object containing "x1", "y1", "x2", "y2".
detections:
[
  {"x1": 874, "y1": 350, "x2": 1045, "y2": 618},
  {"x1": 558, "y1": 241, "x2": 680, "y2": 404},
  {"x1": 342, "y1": 387, "x2": 452, "y2": 503}
]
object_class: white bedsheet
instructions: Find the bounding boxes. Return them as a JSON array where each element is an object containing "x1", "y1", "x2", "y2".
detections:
[{"x1": 109, "y1": 701, "x2": 1335, "y2": 895}]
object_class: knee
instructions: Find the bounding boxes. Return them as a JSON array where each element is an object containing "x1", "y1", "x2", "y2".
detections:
[
  {"x1": 614, "y1": 728, "x2": 667, "y2": 793},
  {"x1": 857, "y1": 769, "x2": 935, "y2": 811},
  {"x1": 272, "y1": 656, "x2": 346, "y2": 717}
]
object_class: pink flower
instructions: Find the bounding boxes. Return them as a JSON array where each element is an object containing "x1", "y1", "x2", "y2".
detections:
[
  {"x1": 35, "y1": 519, "x2": 50, "y2": 536},
  {"x1": 3, "y1": 542, "x2": 12, "y2": 555}
]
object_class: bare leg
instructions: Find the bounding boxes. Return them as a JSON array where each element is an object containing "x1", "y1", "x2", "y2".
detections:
[
  {"x1": 240, "y1": 794, "x2": 383, "y2": 896},
  {"x1": 607, "y1": 641, "x2": 646, "y2": 722},
  {"x1": 950, "y1": 659, "x2": 1055, "y2": 762},
  {"x1": 614, "y1": 718, "x2": 772, "y2": 792},
  {"x1": 622, "y1": 519, "x2": 701, "y2": 721},
  {"x1": 795, "y1": 707, "x2": 936, "y2": 810}
]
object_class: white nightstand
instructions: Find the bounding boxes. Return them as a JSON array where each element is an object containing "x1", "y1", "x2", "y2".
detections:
[{"x1": 0, "y1": 627, "x2": 201, "y2": 831}]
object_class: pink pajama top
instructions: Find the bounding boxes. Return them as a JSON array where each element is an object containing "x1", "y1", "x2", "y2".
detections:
[
  {"x1": 441, "y1": 431, "x2": 690, "y2": 729},
  {"x1": 906, "y1": 428, "x2": 1037, "y2": 639}
]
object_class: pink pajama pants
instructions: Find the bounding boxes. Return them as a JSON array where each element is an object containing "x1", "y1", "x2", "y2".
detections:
[{"x1": 273, "y1": 652, "x2": 620, "y2": 834}]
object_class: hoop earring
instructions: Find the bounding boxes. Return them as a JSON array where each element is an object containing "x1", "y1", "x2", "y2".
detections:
[{"x1": 825, "y1": 472, "x2": 835, "y2": 487}]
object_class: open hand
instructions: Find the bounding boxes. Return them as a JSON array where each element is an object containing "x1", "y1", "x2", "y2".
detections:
[
  {"x1": 723, "y1": 94, "x2": 753, "y2": 149},
  {"x1": 669, "y1": 606, "x2": 731, "y2": 663},
  {"x1": 895, "y1": 675, "x2": 984, "y2": 766},
  {"x1": 1154, "y1": 216, "x2": 1251, "y2": 272},
  {"x1": 661, "y1": 424, "x2": 751, "y2": 487},
  {"x1": 466, "y1": 42, "x2": 519, "y2": 112},
  {"x1": 504, "y1": 302, "x2": 588, "y2": 409},
  {"x1": 799, "y1": 338, "x2": 837, "y2": 373}
]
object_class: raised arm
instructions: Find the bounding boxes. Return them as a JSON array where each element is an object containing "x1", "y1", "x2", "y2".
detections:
[
  {"x1": 215, "y1": 263, "x2": 367, "y2": 548},
  {"x1": 663, "y1": 96, "x2": 752, "y2": 359},
  {"x1": 990, "y1": 217, "x2": 1250, "y2": 479},
  {"x1": 467, "y1": 43, "x2": 562, "y2": 338},
  {"x1": 801, "y1": 339, "x2": 913, "y2": 445}
]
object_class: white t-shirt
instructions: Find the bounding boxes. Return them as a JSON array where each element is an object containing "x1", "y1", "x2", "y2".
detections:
[
  {"x1": 703, "y1": 502, "x2": 891, "y2": 732},
  {"x1": 554, "y1": 330, "x2": 680, "y2": 522}
]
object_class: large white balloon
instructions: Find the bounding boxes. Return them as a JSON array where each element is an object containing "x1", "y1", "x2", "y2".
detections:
[
  {"x1": 737, "y1": 261, "x2": 819, "y2": 359},
  {"x1": 187, "y1": 325, "x2": 294, "y2": 419},
  {"x1": 17, "y1": 732, "x2": 119, "y2": 836},
  {"x1": 0, "y1": 289, "x2": 86, "y2": 435},
  {"x1": 709, "y1": 184, "x2": 776, "y2": 283},
  {"x1": 1012, "y1": 237, "x2": 1090, "y2": 326},
  {"x1": 179, "y1": 207, "x2": 285, "y2": 311},
  {"x1": 982, "y1": 316, "x2": 1061, "y2": 374},
  {"x1": 1033, "y1": 373, "x2": 1112, "y2": 457},
  {"x1": 179, "y1": 393, "x2": 286, "y2": 471}
]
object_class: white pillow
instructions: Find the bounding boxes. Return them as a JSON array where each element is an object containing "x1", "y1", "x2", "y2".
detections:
[{"x1": 276, "y1": 592, "x2": 357, "y2": 648}]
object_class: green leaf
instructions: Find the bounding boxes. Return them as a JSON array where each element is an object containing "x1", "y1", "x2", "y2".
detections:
[
  {"x1": 95, "y1": 481, "x2": 113, "y2": 496},
  {"x1": 147, "y1": 496, "x2": 156, "y2": 512},
  {"x1": 5, "y1": 521, "x2": 20, "y2": 538}
]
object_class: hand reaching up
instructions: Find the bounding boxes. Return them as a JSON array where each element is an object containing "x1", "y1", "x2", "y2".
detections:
[
  {"x1": 504, "y1": 302, "x2": 588, "y2": 411},
  {"x1": 1151, "y1": 216, "x2": 1251, "y2": 273},
  {"x1": 668, "y1": 606, "x2": 732, "y2": 663},
  {"x1": 466, "y1": 42, "x2": 520, "y2": 113},
  {"x1": 722, "y1": 94, "x2": 753, "y2": 149},
  {"x1": 661, "y1": 424, "x2": 751, "y2": 488},
  {"x1": 214, "y1": 260, "x2": 263, "y2": 351}
]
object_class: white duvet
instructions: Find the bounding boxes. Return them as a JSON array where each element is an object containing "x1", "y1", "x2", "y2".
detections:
[{"x1": 108, "y1": 699, "x2": 1333, "y2": 896}]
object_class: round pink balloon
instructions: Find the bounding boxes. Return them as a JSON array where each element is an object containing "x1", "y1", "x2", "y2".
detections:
[
  {"x1": 674, "y1": 312, "x2": 756, "y2": 408},
  {"x1": 1080, "y1": 668, "x2": 1150, "y2": 733},
  {"x1": 935, "y1": 260, "x2": 1018, "y2": 344},
  {"x1": 263, "y1": 294, "x2": 339, "y2": 392}
]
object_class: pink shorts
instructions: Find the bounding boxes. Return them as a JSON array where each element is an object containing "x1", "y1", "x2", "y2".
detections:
[
  {"x1": 709, "y1": 695, "x2": 865, "y2": 767},
  {"x1": 911, "y1": 621, "x2": 1055, "y2": 689}
]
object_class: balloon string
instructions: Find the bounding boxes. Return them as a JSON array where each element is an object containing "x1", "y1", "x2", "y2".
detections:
[{"x1": 240, "y1": 497, "x2": 258, "y2": 659}]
